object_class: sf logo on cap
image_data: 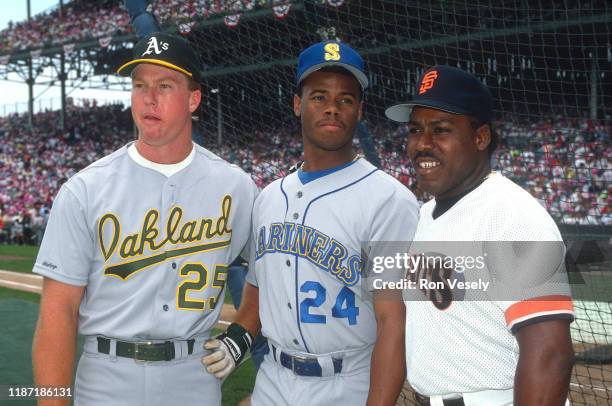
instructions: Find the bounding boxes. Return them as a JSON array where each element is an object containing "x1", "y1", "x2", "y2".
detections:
[
  {"x1": 142, "y1": 37, "x2": 169, "y2": 56},
  {"x1": 419, "y1": 70, "x2": 438, "y2": 94},
  {"x1": 324, "y1": 43, "x2": 341, "y2": 61}
]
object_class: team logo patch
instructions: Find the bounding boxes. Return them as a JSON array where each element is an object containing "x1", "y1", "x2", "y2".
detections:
[
  {"x1": 142, "y1": 36, "x2": 169, "y2": 56},
  {"x1": 324, "y1": 43, "x2": 341, "y2": 61},
  {"x1": 419, "y1": 70, "x2": 438, "y2": 94}
]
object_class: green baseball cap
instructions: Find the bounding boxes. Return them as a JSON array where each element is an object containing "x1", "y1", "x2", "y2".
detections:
[{"x1": 117, "y1": 32, "x2": 202, "y2": 83}]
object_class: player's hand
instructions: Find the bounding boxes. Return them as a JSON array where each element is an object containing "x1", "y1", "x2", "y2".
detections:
[
  {"x1": 202, "y1": 323, "x2": 253, "y2": 379},
  {"x1": 202, "y1": 339, "x2": 235, "y2": 378}
]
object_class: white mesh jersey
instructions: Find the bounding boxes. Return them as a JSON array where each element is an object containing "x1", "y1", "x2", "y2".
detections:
[
  {"x1": 405, "y1": 172, "x2": 574, "y2": 396},
  {"x1": 247, "y1": 158, "x2": 419, "y2": 355},
  {"x1": 33, "y1": 143, "x2": 257, "y2": 341}
]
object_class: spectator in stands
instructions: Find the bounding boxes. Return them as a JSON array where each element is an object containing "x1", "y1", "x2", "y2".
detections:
[
  {"x1": 11, "y1": 213, "x2": 24, "y2": 245},
  {"x1": 0, "y1": 212, "x2": 5, "y2": 244}
]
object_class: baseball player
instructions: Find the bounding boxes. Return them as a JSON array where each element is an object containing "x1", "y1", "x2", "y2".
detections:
[
  {"x1": 201, "y1": 41, "x2": 420, "y2": 405},
  {"x1": 32, "y1": 32, "x2": 257, "y2": 406},
  {"x1": 386, "y1": 65, "x2": 575, "y2": 405}
]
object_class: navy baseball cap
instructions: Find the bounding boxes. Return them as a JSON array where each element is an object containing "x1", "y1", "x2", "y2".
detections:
[
  {"x1": 117, "y1": 32, "x2": 202, "y2": 83},
  {"x1": 296, "y1": 41, "x2": 368, "y2": 90},
  {"x1": 385, "y1": 65, "x2": 494, "y2": 123}
]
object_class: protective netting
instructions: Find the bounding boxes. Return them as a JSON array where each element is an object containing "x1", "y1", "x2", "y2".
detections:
[
  {"x1": 180, "y1": 1, "x2": 611, "y2": 404},
  {"x1": 0, "y1": 0, "x2": 609, "y2": 403}
]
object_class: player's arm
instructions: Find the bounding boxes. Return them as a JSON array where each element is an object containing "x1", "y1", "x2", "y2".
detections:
[
  {"x1": 366, "y1": 289, "x2": 406, "y2": 406},
  {"x1": 203, "y1": 190, "x2": 262, "y2": 379},
  {"x1": 33, "y1": 278, "x2": 85, "y2": 406},
  {"x1": 202, "y1": 282, "x2": 260, "y2": 378},
  {"x1": 514, "y1": 318, "x2": 574, "y2": 405},
  {"x1": 233, "y1": 282, "x2": 261, "y2": 336}
]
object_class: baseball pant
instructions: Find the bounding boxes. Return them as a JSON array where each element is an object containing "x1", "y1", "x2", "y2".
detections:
[
  {"x1": 74, "y1": 337, "x2": 220, "y2": 406},
  {"x1": 251, "y1": 352, "x2": 370, "y2": 406},
  {"x1": 421, "y1": 389, "x2": 570, "y2": 406}
]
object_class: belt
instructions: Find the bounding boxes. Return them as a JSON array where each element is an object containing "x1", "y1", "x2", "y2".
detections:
[
  {"x1": 271, "y1": 344, "x2": 342, "y2": 377},
  {"x1": 414, "y1": 392, "x2": 465, "y2": 406},
  {"x1": 97, "y1": 337, "x2": 195, "y2": 362}
]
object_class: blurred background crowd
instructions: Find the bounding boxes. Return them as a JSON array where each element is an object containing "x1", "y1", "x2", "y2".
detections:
[
  {"x1": 1, "y1": 103, "x2": 609, "y2": 245},
  {"x1": 0, "y1": 0, "x2": 289, "y2": 52}
]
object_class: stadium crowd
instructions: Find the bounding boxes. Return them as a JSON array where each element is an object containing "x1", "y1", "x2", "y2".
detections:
[
  {"x1": 0, "y1": 103, "x2": 131, "y2": 245},
  {"x1": 0, "y1": 0, "x2": 294, "y2": 53},
  {"x1": 1, "y1": 0, "x2": 130, "y2": 52},
  {"x1": 1, "y1": 0, "x2": 607, "y2": 55},
  {"x1": 0, "y1": 104, "x2": 609, "y2": 244}
]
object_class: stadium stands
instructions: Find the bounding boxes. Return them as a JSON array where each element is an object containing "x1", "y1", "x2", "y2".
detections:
[
  {"x1": 0, "y1": 104, "x2": 609, "y2": 244},
  {"x1": 0, "y1": 0, "x2": 287, "y2": 53},
  {"x1": 0, "y1": 1, "x2": 130, "y2": 52},
  {"x1": 0, "y1": 103, "x2": 131, "y2": 244}
]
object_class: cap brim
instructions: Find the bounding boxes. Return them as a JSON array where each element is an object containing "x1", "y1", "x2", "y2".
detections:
[
  {"x1": 385, "y1": 100, "x2": 474, "y2": 123},
  {"x1": 299, "y1": 62, "x2": 368, "y2": 90},
  {"x1": 385, "y1": 104, "x2": 413, "y2": 123},
  {"x1": 116, "y1": 58, "x2": 194, "y2": 79}
]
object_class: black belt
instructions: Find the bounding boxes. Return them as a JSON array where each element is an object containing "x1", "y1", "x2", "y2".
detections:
[
  {"x1": 97, "y1": 337, "x2": 195, "y2": 362},
  {"x1": 414, "y1": 392, "x2": 465, "y2": 406},
  {"x1": 271, "y1": 344, "x2": 342, "y2": 377}
]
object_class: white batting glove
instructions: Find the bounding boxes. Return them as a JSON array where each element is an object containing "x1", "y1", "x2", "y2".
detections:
[
  {"x1": 202, "y1": 339, "x2": 235, "y2": 378},
  {"x1": 202, "y1": 323, "x2": 253, "y2": 379}
]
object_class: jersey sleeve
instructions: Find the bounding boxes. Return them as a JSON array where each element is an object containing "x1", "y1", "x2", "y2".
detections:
[
  {"x1": 364, "y1": 188, "x2": 420, "y2": 289},
  {"x1": 32, "y1": 184, "x2": 92, "y2": 286},
  {"x1": 244, "y1": 182, "x2": 261, "y2": 287},
  {"x1": 229, "y1": 176, "x2": 259, "y2": 264},
  {"x1": 489, "y1": 210, "x2": 574, "y2": 333},
  {"x1": 245, "y1": 231, "x2": 258, "y2": 287},
  {"x1": 502, "y1": 295, "x2": 574, "y2": 333},
  {"x1": 369, "y1": 188, "x2": 419, "y2": 243}
]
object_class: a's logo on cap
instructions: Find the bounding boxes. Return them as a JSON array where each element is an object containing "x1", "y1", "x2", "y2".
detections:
[
  {"x1": 142, "y1": 36, "x2": 169, "y2": 56},
  {"x1": 324, "y1": 43, "x2": 341, "y2": 61},
  {"x1": 419, "y1": 70, "x2": 438, "y2": 94}
]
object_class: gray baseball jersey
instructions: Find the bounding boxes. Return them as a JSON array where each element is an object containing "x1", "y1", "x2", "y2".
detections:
[
  {"x1": 247, "y1": 157, "x2": 419, "y2": 404},
  {"x1": 34, "y1": 143, "x2": 256, "y2": 339},
  {"x1": 33, "y1": 143, "x2": 256, "y2": 405}
]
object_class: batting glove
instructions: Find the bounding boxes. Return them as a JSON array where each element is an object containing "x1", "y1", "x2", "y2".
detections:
[{"x1": 202, "y1": 323, "x2": 253, "y2": 379}]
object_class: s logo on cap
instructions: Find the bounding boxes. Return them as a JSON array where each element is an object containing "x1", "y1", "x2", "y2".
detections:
[
  {"x1": 142, "y1": 36, "x2": 169, "y2": 56},
  {"x1": 419, "y1": 70, "x2": 438, "y2": 94},
  {"x1": 324, "y1": 43, "x2": 341, "y2": 61}
]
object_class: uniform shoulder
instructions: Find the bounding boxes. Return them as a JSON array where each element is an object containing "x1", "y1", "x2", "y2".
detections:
[
  {"x1": 47, "y1": 145, "x2": 130, "y2": 206},
  {"x1": 365, "y1": 163, "x2": 418, "y2": 203},
  {"x1": 482, "y1": 173, "x2": 561, "y2": 237},
  {"x1": 255, "y1": 176, "x2": 285, "y2": 202},
  {"x1": 63, "y1": 144, "x2": 129, "y2": 187},
  {"x1": 79, "y1": 144, "x2": 129, "y2": 173},
  {"x1": 487, "y1": 173, "x2": 546, "y2": 210},
  {"x1": 194, "y1": 144, "x2": 254, "y2": 185}
]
